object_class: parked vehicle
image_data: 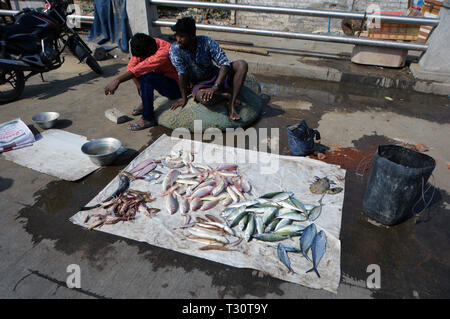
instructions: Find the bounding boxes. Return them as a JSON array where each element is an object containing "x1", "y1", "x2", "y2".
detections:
[{"x1": 0, "y1": 0, "x2": 102, "y2": 103}]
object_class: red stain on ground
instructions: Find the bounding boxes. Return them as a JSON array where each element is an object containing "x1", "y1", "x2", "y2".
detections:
[{"x1": 309, "y1": 148, "x2": 375, "y2": 172}]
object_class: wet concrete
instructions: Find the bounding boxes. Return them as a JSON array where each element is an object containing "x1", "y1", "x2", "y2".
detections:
[{"x1": 1, "y1": 58, "x2": 449, "y2": 298}]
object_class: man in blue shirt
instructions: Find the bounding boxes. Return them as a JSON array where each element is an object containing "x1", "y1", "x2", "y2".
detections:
[{"x1": 169, "y1": 17, "x2": 248, "y2": 121}]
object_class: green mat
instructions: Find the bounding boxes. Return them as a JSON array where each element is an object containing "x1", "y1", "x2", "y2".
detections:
[{"x1": 154, "y1": 73, "x2": 262, "y2": 132}]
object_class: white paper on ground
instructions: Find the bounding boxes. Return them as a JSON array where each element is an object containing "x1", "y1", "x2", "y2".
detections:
[
  {"x1": 1, "y1": 129, "x2": 101, "y2": 181},
  {"x1": 70, "y1": 134, "x2": 346, "y2": 293},
  {"x1": 0, "y1": 118, "x2": 35, "y2": 150}
]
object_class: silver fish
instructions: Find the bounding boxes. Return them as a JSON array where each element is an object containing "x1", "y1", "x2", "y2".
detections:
[
  {"x1": 195, "y1": 163, "x2": 213, "y2": 171},
  {"x1": 245, "y1": 214, "x2": 256, "y2": 242},
  {"x1": 277, "y1": 212, "x2": 308, "y2": 222},
  {"x1": 188, "y1": 227, "x2": 229, "y2": 244},
  {"x1": 128, "y1": 158, "x2": 154, "y2": 174},
  {"x1": 290, "y1": 197, "x2": 307, "y2": 213},
  {"x1": 212, "y1": 178, "x2": 225, "y2": 196},
  {"x1": 200, "y1": 200, "x2": 220, "y2": 211},
  {"x1": 226, "y1": 186, "x2": 239, "y2": 203},
  {"x1": 273, "y1": 224, "x2": 305, "y2": 236},
  {"x1": 203, "y1": 221, "x2": 235, "y2": 236},
  {"x1": 277, "y1": 243, "x2": 296, "y2": 274},
  {"x1": 227, "y1": 199, "x2": 259, "y2": 209},
  {"x1": 306, "y1": 230, "x2": 327, "y2": 278},
  {"x1": 177, "y1": 173, "x2": 198, "y2": 180},
  {"x1": 135, "y1": 163, "x2": 157, "y2": 177},
  {"x1": 253, "y1": 233, "x2": 289, "y2": 242},
  {"x1": 166, "y1": 192, "x2": 178, "y2": 215},
  {"x1": 162, "y1": 169, "x2": 180, "y2": 191},
  {"x1": 217, "y1": 171, "x2": 239, "y2": 177},
  {"x1": 300, "y1": 223, "x2": 316, "y2": 262},
  {"x1": 274, "y1": 218, "x2": 293, "y2": 231},
  {"x1": 179, "y1": 197, "x2": 190, "y2": 215},
  {"x1": 240, "y1": 176, "x2": 252, "y2": 193},
  {"x1": 264, "y1": 218, "x2": 281, "y2": 233},
  {"x1": 279, "y1": 199, "x2": 304, "y2": 212},
  {"x1": 230, "y1": 185, "x2": 245, "y2": 200},
  {"x1": 191, "y1": 185, "x2": 214, "y2": 198},
  {"x1": 308, "y1": 205, "x2": 323, "y2": 221},
  {"x1": 202, "y1": 194, "x2": 227, "y2": 201},
  {"x1": 262, "y1": 207, "x2": 279, "y2": 226},
  {"x1": 229, "y1": 208, "x2": 249, "y2": 228},
  {"x1": 254, "y1": 215, "x2": 264, "y2": 234},
  {"x1": 190, "y1": 197, "x2": 203, "y2": 211},
  {"x1": 195, "y1": 179, "x2": 216, "y2": 190},
  {"x1": 222, "y1": 196, "x2": 233, "y2": 207},
  {"x1": 176, "y1": 179, "x2": 200, "y2": 186},
  {"x1": 162, "y1": 159, "x2": 185, "y2": 169},
  {"x1": 239, "y1": 213, "x2": 250, "y2": 231}
]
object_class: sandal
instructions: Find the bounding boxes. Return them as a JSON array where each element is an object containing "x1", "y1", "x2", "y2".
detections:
[
  {"x1": 132, "y1": 105, "x2": 143, "y2": 116},
  {"x1": 128, "y1": 120, "x2": 155, "y2": 131}
]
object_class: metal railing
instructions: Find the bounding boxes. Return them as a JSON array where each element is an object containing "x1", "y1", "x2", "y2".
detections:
[
  {"x1": 151, "y1": 0, "x2": 439, "y2": 26},
  {"x1": 0, "y1": 1, "x2": 441, "y2": 51},
  {"x1": 150, "y1": 0, "x2": 438, "y2": 51}
]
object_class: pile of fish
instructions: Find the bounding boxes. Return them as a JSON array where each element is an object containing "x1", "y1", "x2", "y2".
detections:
[
  {"x1": 81, "y1": 172, "x2": 160, "y2": 230},
  {"x1": 145, "y1": 152, "x2": 252, "y2": 215},
  {"x1": 275, "y1": 224, "x2": 327, "y2": 278},
  {"x1": 178, "y1": 214, "x2": 243, "y2": 251},
  {"x1": 220, "y1": 191, "x2": 328, "y2": 277},
  {"x1": 221, "y1": 191, "x2": 323, "y2": 242}
]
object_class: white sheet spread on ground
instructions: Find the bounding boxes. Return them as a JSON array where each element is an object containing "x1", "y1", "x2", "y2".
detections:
[
  {"x1": 1, "y1": 129, "x2": 100, "y2": 181},
  {"x1": 70, "y1": 134, "x2": 346, "y2": 293}
]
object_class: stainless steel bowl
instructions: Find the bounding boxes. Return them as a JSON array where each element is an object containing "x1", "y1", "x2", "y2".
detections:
[
  {"x1": 32, "y1": 112, "x2": 60, "y2": 129},
  {"x1": 81, "y1": 137, "x2": 122, "y2": 166}
]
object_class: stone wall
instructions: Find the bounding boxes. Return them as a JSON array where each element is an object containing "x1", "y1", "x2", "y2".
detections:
[{"x1": 235, "y1": 0, "x2": 410, "y2": 32}]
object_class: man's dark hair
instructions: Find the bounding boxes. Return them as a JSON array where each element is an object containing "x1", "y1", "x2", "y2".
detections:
[
  {"x1": 171, "y1": 17, "x2": 196, "y2": 35},
  {"x1": 130, "y1": 33, "x2": 157, "y2": 58}
]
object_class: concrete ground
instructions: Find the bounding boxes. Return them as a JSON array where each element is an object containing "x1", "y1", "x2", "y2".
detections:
[{"x1": 0, "y1": 49, "x2": 449, "y2": 299}]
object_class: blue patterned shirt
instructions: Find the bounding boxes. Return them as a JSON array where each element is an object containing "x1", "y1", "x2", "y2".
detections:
[{"x1": 169, "y1": 35, "x2": 231, "y2": 84}]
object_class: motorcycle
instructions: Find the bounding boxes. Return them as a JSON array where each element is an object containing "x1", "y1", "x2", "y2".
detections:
[{"x1": 0, "y1": 0, "x2": 102, "y2": 103}]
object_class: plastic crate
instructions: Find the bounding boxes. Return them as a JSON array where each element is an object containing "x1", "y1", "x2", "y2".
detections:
[
  {"x1": 368, "y1": 11, "x2": 421, "y2": 41},
  {"x1": 418, "y1": 0, "x2": 443, "y2": 43}
]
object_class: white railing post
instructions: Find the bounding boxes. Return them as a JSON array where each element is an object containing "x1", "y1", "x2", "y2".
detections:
[
  {"x1": 127, "y1": 0, "x2": 161, "y2": 37},
  {"x1": 412, "y1": 0, "x2": 450, "y2": 83}
]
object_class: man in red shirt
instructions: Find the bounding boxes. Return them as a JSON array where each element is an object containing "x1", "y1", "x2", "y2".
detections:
[{"x1": 104, "y1": 33, "x2": 180, "y2": 130}]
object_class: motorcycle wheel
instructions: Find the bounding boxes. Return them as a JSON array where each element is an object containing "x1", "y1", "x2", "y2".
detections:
[
  {"x1": 67, "y1": 37, "x2": 103, "y2": 75},
  {"x1": 85, "y1": 55, "x2": 103, "y2": 75},
  {"x1": 0, "y1": 69, "x2": 25, "y2": 104}
]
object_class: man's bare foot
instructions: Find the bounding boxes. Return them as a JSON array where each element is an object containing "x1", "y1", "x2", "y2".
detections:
[{"x1": 229, "y1": 109, "x2": 241, "y2": 121}]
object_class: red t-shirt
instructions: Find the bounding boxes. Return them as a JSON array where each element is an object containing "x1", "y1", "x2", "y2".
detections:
[{"x1": 127, "y1": 38, "x2": 178, "y2": 83}]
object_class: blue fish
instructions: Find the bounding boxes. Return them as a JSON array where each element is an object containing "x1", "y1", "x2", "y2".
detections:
[
  {"x1": 306, "y1": 230, "x2": 327, "y2": 278},
  {"x1": 277, "y1": 243, "x2": 296, "y2": 274},
  {"x1": 299, "y1": 223, "x2": 316, "y2": 262}
]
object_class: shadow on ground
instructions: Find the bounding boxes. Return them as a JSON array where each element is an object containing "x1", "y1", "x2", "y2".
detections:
[
  {"x1": 0, "y1": 177, "x2": 13, "y2": 192},
  {"x1": 21, "y1": 63, "x2": 126, "y2": 101}
]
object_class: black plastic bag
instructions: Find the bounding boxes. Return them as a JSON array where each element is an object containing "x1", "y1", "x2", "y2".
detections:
[{"x1": 286, "y1": 120, "x2": 320, "y2": 156}]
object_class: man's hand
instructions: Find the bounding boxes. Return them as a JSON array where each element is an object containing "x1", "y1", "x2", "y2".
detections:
[
  {"x1": 104, "y1": 79, "x2": 120, "y2": 95},
  {"x1": 199, "y1": 86, "x2": 219, "y2": 103},
  {"x1": 170, "y1": 97, "x2": 188, "y2": 110}
]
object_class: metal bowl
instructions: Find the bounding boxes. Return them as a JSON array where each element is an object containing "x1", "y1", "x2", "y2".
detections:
[
  {"x1": 32, "y1": 112, "x2": 60, "y2": 129},
  {"x1": 81, "y1": 137, "x2": 122, "y2": 166}
]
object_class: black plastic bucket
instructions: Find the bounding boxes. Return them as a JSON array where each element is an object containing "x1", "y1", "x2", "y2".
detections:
[{"x1": 363, "y1": 145, "x2": 436, "y2": 226}]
